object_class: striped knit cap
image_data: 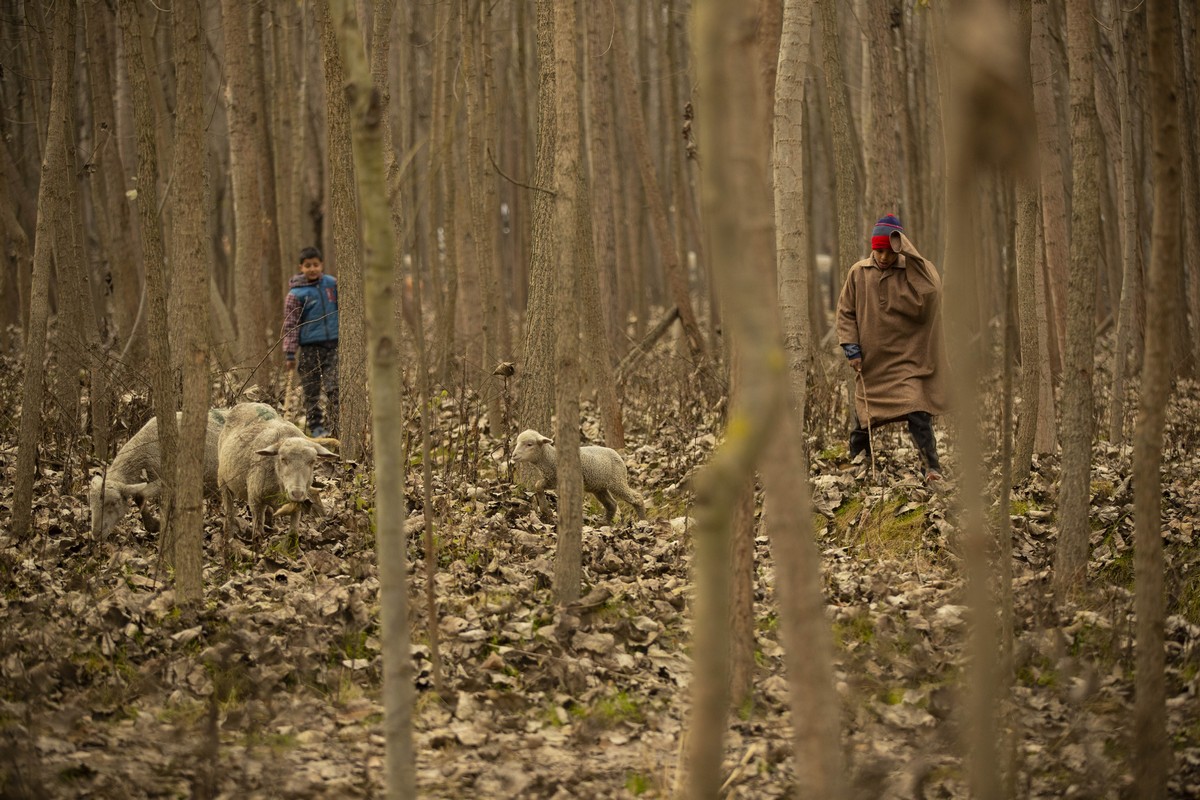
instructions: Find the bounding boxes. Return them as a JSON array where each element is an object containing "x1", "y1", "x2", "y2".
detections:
[{"x1": 870, "y1": 214, "x2": 904, "y2": 251}]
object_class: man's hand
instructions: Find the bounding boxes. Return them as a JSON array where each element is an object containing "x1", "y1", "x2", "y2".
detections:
[
  {"x1": 285, "y1": 359, "x2": 296, "y2": 371},
  {"x1": 850, "y1": 358, "x2": 862, "y2": 373}
]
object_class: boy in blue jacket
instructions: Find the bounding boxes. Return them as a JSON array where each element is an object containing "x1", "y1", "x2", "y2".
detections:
[{"x1": 283, "y1": 247, "x2": 338, "y2": 438}]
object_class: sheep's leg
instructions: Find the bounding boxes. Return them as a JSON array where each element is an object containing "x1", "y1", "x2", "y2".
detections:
[
  {"x1": 137, "y1": 501, "x2": 161, "y2": 533},
  {"x1": 594, "y1": 489, "x2": 618, "y2": 523},
  {"x1": 221, "y1": 488, "x2": 236, "y2": 569},
  {"x1": 532, "y1": 489, "x2": 552, "y2": 520},
  {"x1": 287, "y1": 508, "x2": 301, "y2": 550},
  {"x1": 250, "y1": 500, "x2": 265, "y2": 559}
]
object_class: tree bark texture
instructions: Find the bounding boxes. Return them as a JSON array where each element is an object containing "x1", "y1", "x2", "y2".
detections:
[
  {"x1": 550, "y1": 0, "x2": 584, "y2": 606},
  {"x1": 170, "y1": 0, "x2": 211, "y2": 604},
  {"x1": 517, "y1": 0, "x2": 557, "y2": 437},
  {"x1": 1132, "y1": 3, "x2": 1179, "y2": 794},
  {"x1": 317, "y1": 0, "x2": 367, "y2": 462},
  {"x1": 332, "y1": 1, "x2": 418, "y2": 794},
  {"x1": 1054, "y1": 0, "x2": 1102, "y2": 598},
  {"x1": 12, "y1": 0, "x2": 73, "y2": 540},
  {"x1": 121, "y1": 0, "x2": 179, "y2": 559},
  {"x1": 221, "y1": 0, "x2": 269, "y2": 388}
]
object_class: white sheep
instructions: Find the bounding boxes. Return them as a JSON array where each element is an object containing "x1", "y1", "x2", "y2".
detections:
[
  {"x1": 88, "y1": 408, "x2": 228, "y2": 537},
  {"x1": 511, "y1": 429, "x2": 646, "y2": 523},
  {"x1": 217, "y1": 402, "x2": 338, "y2": 546}
]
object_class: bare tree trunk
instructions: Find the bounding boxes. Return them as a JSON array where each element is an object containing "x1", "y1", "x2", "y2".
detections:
[
  {"x1": 776, "y1": 0, "x2": 815, "y2": 431},
  {"x1": 171, "y1": 0, "x2": 211, "y2": 604},
  {"x1": 221, "y1": 0, "x2": 269, "y2": 388},
  {"x1": 11, "y1": 0, "x2": 73, "y2": 540},
  {"x1": 517, "y1": 0, "x2": 557, "y2": 436},
  {"x1": 332, "y1": 2, "x2": 418, "y2": 795},
  {"x1": 944, "y1": 1, "x2": 1036, "y2": 796},
  {"x1": 1033, "y1": 214, "x2": 1058, "y2": 453},
  {"x1": 816, "y1": 0, "x2": 863, "y2": 425},
  {"x1": 1013, "y1": 0, "x2": 1042, "y2": 484},
  {"x1": 1054, "y1": 0, "x2": 1102, "y2": 598},
  {"x1": 121, "y1": 0, "x2": 178, "y2": 560},
  {"x1": 372, "y1": 0, "x2": 444, "y2": 698},
  {"x1": 1108, "y1": 6, "x2": 1143, "y2": 444},
  {"x1": 317, "y1": 0, "x2": 367, "y2": 461},
  {"x1": 728, "y1": 471, "x2": 756, "y2": 709},
  {"x1": 1031, "y1": 0, "x2": 1069, "y2": 369},
  {"x1": 613, "y1": 21, "x2": 706, "y2": 363},
  {"x1": 85, "y1": 0, "x2": 140, "y2": 354},
  {"x1": 550, "y1": 0, "x2": 584, "y2": 606},
  {"x1": 460, "y1": 0, "x2": 505, "y2": 436},
  {"x1": 687, "y1": 0, "x2": 826, "y2": 794},
  {"x1": 865, "y1": 0, "x2": 902, "y2": 211},
  {"x1": 1131, "y1": 3, "x2": 1179, "y2": 794},
  {"x1": 585, "y1": 3, "x2": 623, "y2": 351},
  {"x1": 1174, "y1": 0, "x2": 1200, "y2": 376}
]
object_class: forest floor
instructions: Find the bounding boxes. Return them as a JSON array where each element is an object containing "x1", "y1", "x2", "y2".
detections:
[{"x1": 1, "y1": 347, "x2": 1199, "y2": 799}]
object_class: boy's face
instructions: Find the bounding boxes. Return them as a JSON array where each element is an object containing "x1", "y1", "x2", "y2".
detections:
[
  {"x1": 300, "y1": 257, "x2": 324, "y2": 281},
  {"x1": 872, "y1": 248, "x2": 898, "y2": 268}
]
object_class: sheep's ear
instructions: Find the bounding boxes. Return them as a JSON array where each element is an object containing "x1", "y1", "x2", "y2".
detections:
[
  {"x1": 312, "y1": 444, "x2": 339, "y2": 460},
  {"x1": 539, "y1": 435, "x2": 554, "y2": 446},
  {"x1": 256, "y1": 445, "x2": 280, "y2": 457}
]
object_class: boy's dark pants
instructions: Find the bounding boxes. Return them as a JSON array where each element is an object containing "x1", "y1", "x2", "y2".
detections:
[
  {"x1": 849, "y1": 411, "x2": 940, "y2": 471},
  {"x1": 298, "y1": 342, "x2": 339, "y2": 434}
]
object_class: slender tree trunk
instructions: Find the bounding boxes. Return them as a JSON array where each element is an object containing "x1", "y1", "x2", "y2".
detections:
[
  {"x1": 775, "y1": 0, "x2": 814, "y2": 432},
  {"x1": 1031, "y1": 0, "x2": 1069, "y2": 370},
  {"x1": 1054, "y1": 0, "x2": 1102, "y2": 598},
  {"x1": 816, "y1": 0, "x2": 863, "y2": 425},
  {"x1": 12, "y1": 0, "x2": 73, "y2": 540},
  {"x1": 687, "y1": 0, "x2": 818, "y2": 794},
  {"x1": 1033, "y1": 213, "x2": 1058, "y2": 453},
  {"x1": 317, "y1": 0, "x2": 367, "y2": 461},
  {"x1": 1132, "y1": 3, "x2": 1179, "y2": 794},
  {"x1": 1109, "y1": 6, "x2": 1143, "y2": 444},
  {"x1": 221, "y1": 0, "x2": 269, "y2": 388},
  {"x1": 613, "y1": 21, "x2": 706, "y2": 363},
  {"x1": 332, "y1": 3, "x2": 418, "y2": 795},
  {"x1": 517, "y1": 0, "x2": 557, "y2": 437},
  {"x1": 1174, "y1": 0, "x2": 1200, "y2": 376},
  {"x1": 171, "y1": 0, "x2": 211, "y2": 604},
  {"x1": 85, "y1": 0, "x2": 140, "y2": 354},
  {"x1": 460, "y1": 0, "x2": 505, "y2": 436},
  {"x1": 121, "y1": 0, "x2": 178, "y2": 559},
  {"x1": 1013, "y1": 0, "x2": 1042, "y2": 484},
  {"x1": 550, "y1": 0, "x2": 584, "y2": 606},
  {"x1": 865, "y1": 0, "x2": 901, "y2": 212},
  {"x1": 586, "y1": 3, "x2": 622, "y2": 350}
]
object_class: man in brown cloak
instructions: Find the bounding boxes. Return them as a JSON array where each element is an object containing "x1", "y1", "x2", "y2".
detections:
[{"x1": 836, "y1": 214, "x2": 948, "y2": 482}]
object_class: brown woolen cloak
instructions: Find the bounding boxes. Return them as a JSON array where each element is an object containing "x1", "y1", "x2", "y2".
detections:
[{"x1": 836, "y1": 232, "x2": 949, "y2": 425}]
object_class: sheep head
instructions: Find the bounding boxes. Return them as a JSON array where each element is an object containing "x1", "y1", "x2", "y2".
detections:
[
  {"x1": 257, "y1": 438, "x2": 338, "y2": 502},
  {"x1": 89, "y1": 477, "x2": 146, "y2": 532},
  {"x1": 512, "y1": 429, "x2": 553, "y2": 464}
]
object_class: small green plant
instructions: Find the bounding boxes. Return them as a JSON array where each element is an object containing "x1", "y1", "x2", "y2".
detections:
[
  {"x1": 625, "y1": 771, "x2": 653, "y2": 795},
  {"x1": 833, "y1": 614, "x2": 875, "y2": 646},
  {"x1": 879, "y1": 687, "x2": 905, "y2": 706}
]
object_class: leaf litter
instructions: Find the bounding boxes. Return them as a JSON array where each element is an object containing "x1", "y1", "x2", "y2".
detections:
[{"x1": 0, "y1": 352, "x2": 1198, "y2": 798}]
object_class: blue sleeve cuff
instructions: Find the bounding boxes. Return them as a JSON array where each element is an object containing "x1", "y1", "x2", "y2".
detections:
[{"x1": 841, "y1": 343, "x2": 862, "y2": 360}]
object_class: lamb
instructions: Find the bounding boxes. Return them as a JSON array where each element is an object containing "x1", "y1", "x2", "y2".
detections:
[
  {"x1": 217, "y1": 402, "x2": 338, "y2": 546},
  {"x1": 88, "y1": 408, "x2": 228, "y2": 537},
  {"x1": 511, "y1": 429, "x2": 646, "y2": 523}
]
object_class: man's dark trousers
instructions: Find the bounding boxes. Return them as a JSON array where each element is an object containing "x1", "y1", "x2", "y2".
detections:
[{"x1": 849, "y1": 411, "x2": 940, "y2": 471}]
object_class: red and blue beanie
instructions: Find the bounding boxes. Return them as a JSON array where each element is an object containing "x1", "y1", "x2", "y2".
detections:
[{"x1": 870, "y1": 214, "x2": 903, "y2": 251}]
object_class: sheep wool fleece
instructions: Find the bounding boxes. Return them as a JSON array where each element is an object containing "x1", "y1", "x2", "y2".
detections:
[{"x1": 836, "y1": 232, "x2": 948, "y2": 425}]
